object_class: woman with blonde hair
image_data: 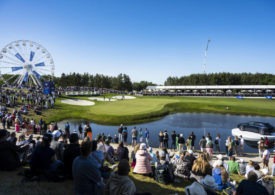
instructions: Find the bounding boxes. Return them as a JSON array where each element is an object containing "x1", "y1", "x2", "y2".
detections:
[
  {"x1": 190, "y1": 153, "x2": 212, "y2": 181},
  {"x1": 212, "y1": 160, "x2": 230, "y2": 190}
]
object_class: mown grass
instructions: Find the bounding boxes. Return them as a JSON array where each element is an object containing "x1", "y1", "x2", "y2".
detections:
[{"x1": 21, "y1": 95, "x2": 275, "y2": 125}]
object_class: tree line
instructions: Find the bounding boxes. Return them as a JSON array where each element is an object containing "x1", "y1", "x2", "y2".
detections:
[
  {"x1": 164, "y1": 73, "x2": 275, "y2": 86},
  {"x1": 54, "y1": 73, "x2": 155, "y2": 91}
]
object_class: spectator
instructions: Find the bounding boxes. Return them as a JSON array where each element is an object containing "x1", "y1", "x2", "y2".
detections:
[
  {"x1": 185, "y1": 181, "x2": 207, "y2": 195},
  {"x1": 262, "y1": 146, "x2": 270, "y2": 168},
  {"x1": 30, "y1": 133, "x2": 63, "y2": 179},
  {"x1": 234, "y1": 136, "x2": 240, "y2": 156},
  {"x1": 186, "y1": 136, "x2": 192, "y2": 151},
  {"x1": 239, "y1": 159, "x2": 246, "y2": 175},
  {"x1": 104, "y1": 139, "x2": 115, "y2": 164},
  {"x1": 234, "y1": 171, "x2": 269, "y2": 195},
  {"x1": 213, "y1": 161, "x2": 230, "y2": 190},
  {"x1": 200, "y1": 175, "x2": 218, "y2": 195},
  {"x1": 155, "y1": 150, "x2": 174, "y2": 184},
  {"x1": 173, "y1": 151, "x2": 191, "y2": 178},
  {"x1": 163, "y1": 130, "x2": 169, "y2": 148},
  {"x1": 0, "y1": 129, "x2": 29, "y2": 171},
  {"x1": 148, "y1": 147, "x2": 158, "y2": 166},
  {"x1": 7, "y1": 132, "x2": 17, "y2": 145},
  {"x1": 133, "y1": 143, "x2": 152, "y2": 175},
  {"x1": 116, "y1": 142, "x2": 129, "y2": 161},
  {"x1": 214, "y1": 134, "x2": 221, "y2": 153},
  {"x1": 63, "y1": 133, "x2": 80, "y2": 178},
  {"x1": 122, "y1": 127, "x2": 128, "y2": 145},
  {"x1": 240, "y1": 135, "x2": 244, "y2": 156},
  {"x1": 178, "y1": 134, "x2": 185, "y2": 153},
  {"x1": 199, "y1": 136, "x2": 207, "y2": 153},
  {"x1": 171, "y1": 131, "x2": 176, "y2": 150},
  {"x1": 72, "y1": 140, "x2": 104, "y2": 195},
  {"x1": 118, "y1": 124, "x2": 123, "y2": 142},
  {"x1": 253, "y1": 163, "x2": 262, "y2": 179},
  {"x1": 190, "y1": 132, "x2": 196, "y2": 150},
  {"x1": 271, "y1": 156, "x2": 275, "y2": 176},
  {"x1": 50, "y1": 130, "x2": 62, "y2": 157},
  {"x1": 258, "y1": 137, "x2": 265, "y2": 158},
  {"x1": 257, "y1": 173, "x2": 274, "y2": 195},
  {"x1": 159, "y1": 131, "x2": 164, "y2": 148},
  {"x1": 191, "y1": 153, "x2": 212, "y2": 182},
  {"x1": 90, "y1": 140, "x2": 104, "y2": 169},
  {"x1": 145, "y1": 128, "x2": 150, "y2": 147},
  {"x1": 245, "y1": 160, "x2": 255, "y2": 178},
  {"x1": 138, "y1": 128, "x2": 143, "y2": 143},
  {"x1": 206, "y1": 138, "x2": 214, "y2": 157},
  {"x1": 131, "y1": 127, "x2": 138, "y2": 146},
  {"x1": 227, "y1": 136, "x2": 233, "y2": 157},
  {"x1": 227, "y1": 156, "x2": 240, "y2": 175},
  {"x1": 105, "y1": 159, "x2": 136, "y2": 195}
]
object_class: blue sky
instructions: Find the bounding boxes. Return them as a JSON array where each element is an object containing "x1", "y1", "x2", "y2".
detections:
[{"x1": 0, "y1": 0, "x2": 274, "y2": 84}]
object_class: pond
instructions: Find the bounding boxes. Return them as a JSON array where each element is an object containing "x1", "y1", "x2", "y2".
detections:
[{"x1": 58, "y1": 113, "x2": 275, "y2": 153}]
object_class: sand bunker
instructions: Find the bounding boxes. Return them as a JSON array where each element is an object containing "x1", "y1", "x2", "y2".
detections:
[
  {"x1": 112, "y1": 95, "x2": 136, "y2": 100},
  {"x1": 88, "y1": 97, "x2": 117, "y2": 102},
  {"x1": 61, "y1": 99, "x2": 95, "y2": 106}
]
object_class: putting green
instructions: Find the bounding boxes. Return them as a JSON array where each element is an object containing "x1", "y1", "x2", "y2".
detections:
[{"x1": 39, "y1": 96, "x2": 275, "y2": 125}]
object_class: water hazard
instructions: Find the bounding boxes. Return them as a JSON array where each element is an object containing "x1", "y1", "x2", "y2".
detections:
[{"x1": 58, "y1": 113, "x2": 275, "y2": 153}]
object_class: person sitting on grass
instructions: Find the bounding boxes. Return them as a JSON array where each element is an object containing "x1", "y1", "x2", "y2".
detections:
[
  {"x1": 63, "y1": 133, "x2": 80, "y2": 179},
  {"x1": 133, "y1": 143, "x2": 152, "y2": 175},
  {"x1": 200, "y1": 175, "x2": 219, "y2": 195},
  {"x1": 0, "y1": 129, "x2": 29, "y2": 171},
  {"x1": 72, "y1": 139, "x2": 104, "y2": 195},
  {"x1": 116, "y1": 142, "x2": 129, "y2": 161},
  {"x1": 227, "y1": 156, "x2": 240, "y2": 175},
  {"x1": 233, "y1": 171, "x2": 269, "y2": 195},
  {"x1": 212, "y1": 160, "x2": 230, "y2": 190},
  {"x1": 173, "y1": 151, "x2": 191, "y2": 178},
  {"x1": 239, "y1": 159, "x2": 246, "y2": 175},
  {"x1": 190, "y1": 153, "x2": 212, "y2": 182},
  {"x1": 30, "y1": 133, "x2": 63, "y2": 180},
  {"x1": 105, "y1": 159, "x2": 136, "y2": 195},
  {"x1": 155, "y1": 150, "x2": 174, "y2": 184},
  {"x1": 245, "y1": 160, "x2": 255, "y2": 178}
]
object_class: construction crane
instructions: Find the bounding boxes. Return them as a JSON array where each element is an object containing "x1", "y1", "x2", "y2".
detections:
[{"x1": 203, "y1": 40, "x2": 211, "y2": 74}]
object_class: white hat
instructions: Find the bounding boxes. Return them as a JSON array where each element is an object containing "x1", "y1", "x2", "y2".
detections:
[
  {"x1": 200, "y1": 175, "x2": 218, "y2": 189},
  {"x1": 140, "y1": 143, "x2": 147, "y2": 150},
  {"x1": 217, "y1": 154, "x2": 223, "y2": 160},
  {"x1": 52, "y1": 130, "x2": 61, "y2": 138},
  {"x1": 216, "y1": 160, "x2": 223, "y2": 166},
  {"x1": 240, "y1": 159, "x2": 244, "y2": 163},
  {"x1": 188, "y1": 150, "x2": 193, "y2": 154},
  {"x1": 180, "y1": 134, "x2": 183, "y2": 137},
  {"x1": 148, "y1": 147, "x2": 152, "y2": 152},
  {"x1": 185, "y1": 181, "x2": 207, "y2": 195}
]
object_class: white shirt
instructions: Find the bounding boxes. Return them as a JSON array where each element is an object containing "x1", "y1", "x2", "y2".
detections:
[
  {"x1": 240, "y1": 138, "x2": 244, "y2": 145},
  {"x1": 263, "y1": 149, "x2": 270, "y2": 160}
]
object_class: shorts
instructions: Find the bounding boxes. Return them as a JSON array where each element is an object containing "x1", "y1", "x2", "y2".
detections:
[{"x1": 132, "y1": 137, "x2": 137, "y2": 141}]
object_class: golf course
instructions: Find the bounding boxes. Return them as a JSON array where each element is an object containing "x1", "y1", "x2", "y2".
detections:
[{"x1": 40, "y1": 95, "x2": 275, "y2": 125}]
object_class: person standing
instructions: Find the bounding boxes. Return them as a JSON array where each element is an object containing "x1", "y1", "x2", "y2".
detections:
[
  {"x1": 262, "y1": 146, "x2": 270, "y2": 169},
  {"x1": 118, "y1": 124, "x2": 123, "y2": 143},
  {"x1": 240, "y1": 135, "x2": 244, "y2": 156},
  {"x1": 138, "y1": 128, "x2": 143, "y2": 143},
  {"x1": 186, "y1": 136, "x2": 192, "y2": 151},
  {"x1": 78, "y1": 124, "x2": 83, "y2": 139},
  {"x1": 122, "y1": 127, "x2": 128, "y2": 145},
  {"x1": 199, "y1": 136, "x2": 207, "y2": 153},
  {"x1": 258, "y1": 137, "x2": 264, "y2": 158},
  {"x1": 178, "y1": 134, "x2": 185, "y2": 152},
  {"x1": 227, "y1": 136, "x2": 233, "y2": 157},
  {"x1": 85, "y1": 124, "x2": 92, "y2": 141},
  {"x1": 163, "y1": 130, "x2": 169, "y2": 148},
  {"x1": 145, "y1": 128, "x2": 150, "y2": 147},
  {"x1": 214, "y1": 134, "x2": 221, "y2": 153},
  {"x1": 131, "y1": 127, "x2": 138, "y2": 146},
  {"x1": 65, "y1": 122, "x2": 70, "y2": 137},
  {"x1": 234, "y1": 136, "x2": 240, "y2": 156},
  {"x1": 159, "y1": 131, "x2": 164, "y2": 148},
  {"x1": 171, "y1": 131, "x2": 176, "y2": 150},
  {"x1": 190, "y1": 132, "x2": 196, "y2": 151}
]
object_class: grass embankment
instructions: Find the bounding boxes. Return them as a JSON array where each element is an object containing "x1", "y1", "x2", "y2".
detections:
[
  {"x1": 0, "y1": 167, "x2": 246, "y2": 195},
  {"x1": 23, "y1": 95, "x2": 275, "y2": 125}
]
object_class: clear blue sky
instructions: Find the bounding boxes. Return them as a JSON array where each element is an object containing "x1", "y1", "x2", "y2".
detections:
[{"x1": 0, "y1": 0, "x2": 274, "y2": 84}]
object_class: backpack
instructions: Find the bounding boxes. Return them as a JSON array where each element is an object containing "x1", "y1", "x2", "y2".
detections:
[
  {"x1": 235, "y1": 140, "x2": 239, "y2": 146},
  {"x1": 118, "y1": 127, "x2": 123, "y2": 134},
  {"x1": 155, "y1": 162, "x2": 173, "y2": 184},
  {"x1": 214, "y1": 139, "x2": 219, "y2": 145},
  {"x1": 258, "y1": 177, "x2": 274, "y2": 195}
]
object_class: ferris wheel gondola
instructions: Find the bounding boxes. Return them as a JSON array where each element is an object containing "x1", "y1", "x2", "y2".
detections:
[{"x1": 0, "y1": 40, "x2": 54, "y2": 87}]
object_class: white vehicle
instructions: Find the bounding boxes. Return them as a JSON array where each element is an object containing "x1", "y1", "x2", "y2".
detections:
[{"x1": 232, "y1": 121, "x2": 275, "y2": 142}]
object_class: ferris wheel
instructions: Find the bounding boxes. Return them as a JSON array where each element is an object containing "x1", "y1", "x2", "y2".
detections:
[{"x1": 0, "y1": 40, "x2": 55, "y2": 87}]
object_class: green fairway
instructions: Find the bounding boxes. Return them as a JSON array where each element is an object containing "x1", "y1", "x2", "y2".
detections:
[{"x1": 33, "y1": 95, "x2": 275, "y2": 125}]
